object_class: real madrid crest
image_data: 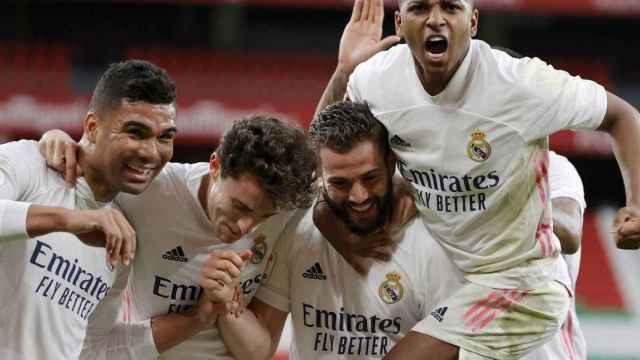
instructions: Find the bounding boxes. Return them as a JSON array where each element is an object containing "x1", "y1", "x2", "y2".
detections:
[
  {"x1": 467, "y1": 130, "x2": 491, "y2": 163},
  {"x1": 379, "y1": 271, "x2": 404, "y2": 304},
  {"x1": 250, "y1": 234, "x2": 267, "y2": 264},
  {"x1": 261, "y1": 253, "x2": 277, "y2": 285}
]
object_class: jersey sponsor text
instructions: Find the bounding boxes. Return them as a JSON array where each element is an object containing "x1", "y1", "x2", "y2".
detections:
[
  {"x1": 398, "y1": 160, "x2": 499, "y2": 213},
  {"x1": 30, "y1": 240, "x2": 110, "y2": 320},
  {"x1": 302, "y1": 302, "x2": 400, "y2": 356}
]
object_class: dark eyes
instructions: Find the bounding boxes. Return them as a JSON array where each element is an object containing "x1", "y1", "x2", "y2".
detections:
[
  {"x1": 126, "y1": 128, "x2": 144, "y2": 139},
  {"x1": 407, "y1": 2, "x2": 461, "y2": 12}
]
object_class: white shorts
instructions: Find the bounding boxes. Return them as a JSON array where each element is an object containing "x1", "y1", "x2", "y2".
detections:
[{"x1": 413, "y1": 281, "x2": 571, "y2": 360}]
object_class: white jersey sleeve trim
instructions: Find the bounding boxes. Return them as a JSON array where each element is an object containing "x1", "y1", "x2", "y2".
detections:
[
  {"x1": 254, "y1": 286, "x2": 290, "y2": 313},
  {"x1": 0, "y1": 200, "x2": 31, "y2": 243}
]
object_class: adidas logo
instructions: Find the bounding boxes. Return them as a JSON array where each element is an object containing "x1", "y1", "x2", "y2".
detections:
[
  {"x1": 430, "y1": 306, "x2": 448, "y2": 322},
  {"x1": 390, "y1": 135, "x2": 411, "y2": 148},
  {"x1": 302, "y1": 262, "x2": 327, "y2": 280},
  {"x1": 162, "y1": 246, "x2": 189, "y2": 262}
]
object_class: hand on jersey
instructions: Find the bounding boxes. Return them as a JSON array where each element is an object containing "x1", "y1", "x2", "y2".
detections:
[
  {"x1": 38, "y1": 129, "x2": 83, "y2": 187},
  {"x1": 337, "y1": 0, "x2": 401, "y2": 75},
  {"x1": 61, "y1": 208, "x2": 137, "y2": 269},
  {"x1": 612, "y1": 206, "x2": 640, "y2": 249},
  {"x1": 200, "y1": 249, "x2": 252, "y2": 311}
]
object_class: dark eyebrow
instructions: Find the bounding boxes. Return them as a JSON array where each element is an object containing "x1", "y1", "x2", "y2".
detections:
[
  {"x1": 232, "y1": 198, "x2": 253, "y2": 212},
  {"x1": 122, "y1": 120, "x2": 178, "y2": 137},
  {"x1": 161, "y1": 127, "x2": 178, "y2": 136},
  {"x1": 122, "y1": 120, "x2": 152, "y2": 132}
]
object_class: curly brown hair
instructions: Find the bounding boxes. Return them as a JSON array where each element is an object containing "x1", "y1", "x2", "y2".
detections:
[
  {"x1": 309, "y1": 101, "x2": 389, "y2": 156},
  {"x1": 216, "y1": 116, "x2": 317, "y2": 210}
]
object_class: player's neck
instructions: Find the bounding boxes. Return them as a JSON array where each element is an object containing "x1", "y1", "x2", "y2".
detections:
[
  {"x1": 416, "y1": 66, "x2": 451, "y2": 96},
  {"x1": 77, "y1": 141, "x2": 117, "y2": 202},
  {"x1": 414, "y1": 47, "x2": 469, "y2": 96}
]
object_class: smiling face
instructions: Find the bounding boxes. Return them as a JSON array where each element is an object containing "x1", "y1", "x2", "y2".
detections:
[
  {"x1": 84, "y1": 99, "x2": 177, "y2": 200},
  {"x1": 320, "y1": 140, "x2": 394, "y2": 236},
  {"x1": 205, "y1": 157, "x2": 277, "y2": 243},
  {"x1": 396, "y1": 0, "x2": 478, "y2": 91}
]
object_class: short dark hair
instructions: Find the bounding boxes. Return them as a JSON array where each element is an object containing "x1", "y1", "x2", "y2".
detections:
[
  {"x1": 89, "y1": 59, "x2": 176, "y2": 116},
  {"x1": 309, "y1": 101, "x2": 389, "y2": 156},
  {"x1": 216, "y1": 116, "x2": 317, "y2": 210}
]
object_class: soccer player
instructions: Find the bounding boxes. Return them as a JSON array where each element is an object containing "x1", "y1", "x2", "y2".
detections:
[
  {"x1": 38, "y1": 116, "x2": 318, "y2": 359},
  {"x1": 0, "y1": 60, "x2": 177, "y2": 359},
  {"x1": 315, "y1": 0, "x2": 640, "y2": 357},
  {"x1": 203, "y1": 102, "x2": 588, "y2": 360}
]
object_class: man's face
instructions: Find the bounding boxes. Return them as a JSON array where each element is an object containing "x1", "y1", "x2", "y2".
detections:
[
  {"x1": 89, "y1": 100, "x2": 177, "y2": 196},
  {"x1": 320, "y1": 140, "x2": 393, "y2": 236},
  {"x1": 206, "y1": 162, "x2": 277, "y2": 243},
  {"x1": 396, "y1": 0, "x2": 478, "y2": 77}
]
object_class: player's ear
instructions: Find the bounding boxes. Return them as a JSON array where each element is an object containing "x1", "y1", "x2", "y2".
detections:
[
  {"x1": 209, "y1": 152, "x2": 221, "y2": 180},
  {"x1": 395, "y1": 11, "x2": 405, "y2": 39},
  {"x1": 83, "y1": 112, "x2": 99, "y2": 144},
  {"x1": 470, "y1": 8, "x2": 479, "y2": 38}
]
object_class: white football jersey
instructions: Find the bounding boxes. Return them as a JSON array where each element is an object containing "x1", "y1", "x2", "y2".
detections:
[
  {"x1": 82, "y1": 162, "x2": 293, "y2": 359},
  {"x1": 523, "y1": 151, "x2": 587, "y2": 360},
  {"x1": 0, "y1": 140, "x2": 116, "y2": 360},
  {"x1": 257, "y1": 153, "x2": 586, "y2": 360},
  {"x1": 348, "y1": 40, "x2": 607, "y2": 289},
  {"x1": 256, "y1": 208, "x2": 466, "y2": 359}
]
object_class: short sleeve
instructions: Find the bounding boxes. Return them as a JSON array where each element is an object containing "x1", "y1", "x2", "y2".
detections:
[
  {"x1": 512, "y1": 57, "x2": 608, "y2": 142},
  {"x1": 548, "y1": 152, "x2": 586, "y2": 213}
]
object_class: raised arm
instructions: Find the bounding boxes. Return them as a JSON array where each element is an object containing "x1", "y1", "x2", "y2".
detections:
[
  {"x1": 598, "y1": 92, "x2": 640, "y2": 249},
  {"x1": 314, "y1": 0, "x2": 400, "y2": 116}
]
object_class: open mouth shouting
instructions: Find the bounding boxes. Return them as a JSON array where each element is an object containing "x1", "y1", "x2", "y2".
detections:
[{"x1": 424, "y1": 35, "x2": 449, "y2": 63}]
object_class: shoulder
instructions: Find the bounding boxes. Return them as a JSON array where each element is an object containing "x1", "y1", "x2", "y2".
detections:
[
  {"x1": 115, "y1": 162, "x2": 207, "y2": 208},
  {"x1": 0, "y1": 139, "x2": 42, "y2": 163},
  {"x1": 0, "y1": 140, "x2": 50, "y2": 179},
  {"x1": 275, "y1": 208, "x2": 318, "y2": 255},
  {"x1": 352, "y1": 44, "x2": 411, "y2": 85},
  {"x1": 549, "y1": 151, "x2": 581, "y2": 183},
  {"x1": 548, "y1": 151, "x2": 584, "y2": 199},
  {"x1": 157, "y1": 162, "x2": 208, "y2": 185}
]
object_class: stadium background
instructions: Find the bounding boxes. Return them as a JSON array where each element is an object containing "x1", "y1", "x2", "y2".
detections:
[{"x1": 1, "y1": 0, "x2": 640, "y2": 358}]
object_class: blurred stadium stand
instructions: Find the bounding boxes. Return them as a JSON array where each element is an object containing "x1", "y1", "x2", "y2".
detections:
[{"x1": 1, "y1": 1, "x2": 640, "y2": 358}]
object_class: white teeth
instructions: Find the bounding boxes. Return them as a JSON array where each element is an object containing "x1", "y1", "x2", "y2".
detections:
[
  {"x1": 127, "y1": 164, "x2": 153, "y2": 175},
  {"x1": 350, "y1": 203, "x2": 373, "y2": 213},
  {"x1": 427, "y1": 36, "x2": 446, "y2": 43}
]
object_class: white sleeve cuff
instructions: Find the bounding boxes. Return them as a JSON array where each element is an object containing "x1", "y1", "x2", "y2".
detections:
[{"x1": 0, "y1": 200, "x2": 31, "y2": 243}]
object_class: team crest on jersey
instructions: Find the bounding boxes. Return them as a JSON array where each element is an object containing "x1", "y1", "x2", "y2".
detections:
[
  {"x1": 467, "y1": 130, "x2": 492, "y2": 163},
  {"x1": 261, "y1": 253, "x2": 277, "y2": 284},
  {"x1": 250, "y1": 234, "x2": 267, "y2": 264},
  {"x1": 378, "y1": 271, "x2": 404, "y2": 304}
]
